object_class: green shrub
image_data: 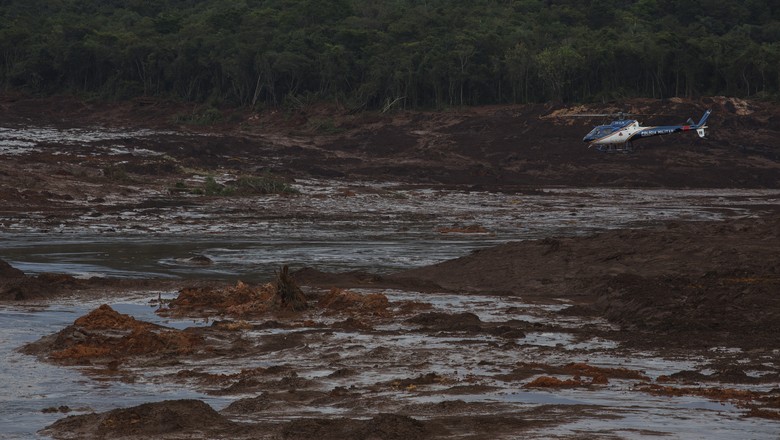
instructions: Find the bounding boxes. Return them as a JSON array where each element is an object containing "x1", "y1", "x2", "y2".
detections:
[
  {"x1": 232, "y1": 175, "x2": 298, "y2": 195},
  {"x1": 203, "y1": 176, "x2": 226, "y2": 195},
  {"x1": 102, "y1": 165, "x2": 132, "y2": 182}
]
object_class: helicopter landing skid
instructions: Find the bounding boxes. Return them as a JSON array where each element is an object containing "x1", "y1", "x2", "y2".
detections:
[{"x1": 595, "y1": 142, "x2": 636, "y2": 154}]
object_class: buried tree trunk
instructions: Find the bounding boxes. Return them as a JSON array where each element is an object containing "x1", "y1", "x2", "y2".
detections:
[{"x1": 275, "y1": 265, "x2": 307, "y2": 311}]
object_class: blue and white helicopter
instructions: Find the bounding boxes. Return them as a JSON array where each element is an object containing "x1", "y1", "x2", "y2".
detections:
[{"x1": 581, "y1": 109, "x2": 712, "y2": 153}]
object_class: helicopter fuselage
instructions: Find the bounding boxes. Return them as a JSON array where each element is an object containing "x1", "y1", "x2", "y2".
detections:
[
  {"x1": 582, "y1": 120, "x2": 700, "y2": 145},
  {"x1": 583, "y1": 109, "x2": 711, "y2": 148}
]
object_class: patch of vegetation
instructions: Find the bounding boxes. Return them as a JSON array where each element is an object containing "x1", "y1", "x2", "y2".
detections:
[
  {"x1": 189, "y1": 174, "x2": 299, "y2": 197},
  {"x1": 234, "y1": 175, "x2": 299, "y2": 195},
  {"x1": 306, "y1": 117, "x2": 344, "y2": 134},
  {"x1": 202, "y1": 176, "x2": 225, "y2": 195},
  {"x1": 169, "y1": 180, "x2": 190, "y2": 193},
  {"x1": 101, "y1": 165, "x2": 133, "y2": 183},
  {"x1": 173, "y1": 108, "x2": 223, "y2": 126}
]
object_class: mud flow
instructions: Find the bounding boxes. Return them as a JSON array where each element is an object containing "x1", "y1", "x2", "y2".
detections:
[
  {"x1": 1, "y1": 106, "x2": 780, "y2": 439},
  {"x1": 4, "y1": 284, "x2": 779, "y2": 439},
  {"x1": 2, "y1": 177, "x2": 776, "y2": 280}
]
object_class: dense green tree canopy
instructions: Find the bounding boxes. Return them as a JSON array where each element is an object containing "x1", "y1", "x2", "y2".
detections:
[{"x1": 1, "y1": 0, "x2": 778, "y2": 108}]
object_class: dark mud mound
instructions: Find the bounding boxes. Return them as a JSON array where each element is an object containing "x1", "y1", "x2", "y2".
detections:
[
  {"x1": 0, "y1": 259, "x2": 25, "y2": 278},
  {"x1": 0, "y1": 259, "x2": 168, "y2": 301},
  {"x1": 292, "y1": 267, "x2": 386, "y2": 287},
  {"x1": 42, "y1": 399, "x2": 239, "y2": 439},
  {"x1": 280, "y1": 413, "x2": 437, "y2": 440},
  {"x1": 0, "y1": 259, "x2": 81, "y2": 300},
  {"x1": 407, "y1": 311, "x2": 482, "y2": 332},
  {"x1": 390, "y1": 217, "x2": 780, "y2": 348},
  {"x1": 590, "y1": 271, "x2": 780, "y2": 348},
  {"x1": 293, "y1": 266, "x2": 444, "y2": 292}
]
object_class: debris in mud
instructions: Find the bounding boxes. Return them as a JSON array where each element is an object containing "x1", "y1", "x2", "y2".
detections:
[
  {"x1": 276, "y1": 265, "x2": 308, "y2": 311},
  {"x1": 22, "y1": 304, "x2": 201, "y2": 365},
  {"x1": 179, "y1": 255, "x2": 214, "y2": 266},
  {"x1": 524, "y1": 376, "x2": 584, "y2": 388},
  {"x1": 41, "y1": 406, "x2": 72, "y2": 414},
  {"x1": 498, "y1": 362, "x2": 650, "y2": 386},
  {"x1": 164, "y1": 267, "x2": 310, "y2": 318},
  {"x1": 165, "y1": 280, "x2": 277, "y2": 317},
  {"x1": 318, "y1": 288, "x2": 389, "y2": 316},
  {"x1": 563, "y1": 362, "x2": 651, "y2": 382},
  {"x1": 383, "y1": 372, "x2": 454, "y2": 390},
  {"x1": 331, "y1": 316, "x2": 374, "y2": 331}
]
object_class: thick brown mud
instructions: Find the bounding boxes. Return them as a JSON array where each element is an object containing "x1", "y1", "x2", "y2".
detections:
[{"x1": 1, "y1": 95, "x2": 780, "y2": 439}]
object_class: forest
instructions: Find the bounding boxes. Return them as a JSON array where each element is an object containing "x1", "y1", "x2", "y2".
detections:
[{"x1": 1, "y1": 0, "x2": 779, "y2": 109}]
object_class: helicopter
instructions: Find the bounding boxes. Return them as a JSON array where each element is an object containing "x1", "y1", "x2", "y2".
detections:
[{"x1": 579, "y1": 109, "x2": 712, "y2": 153}]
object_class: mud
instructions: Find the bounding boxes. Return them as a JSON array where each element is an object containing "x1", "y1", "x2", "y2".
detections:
[{"x1": 1, "y1": 95, "x2": 780, "y2": 439}]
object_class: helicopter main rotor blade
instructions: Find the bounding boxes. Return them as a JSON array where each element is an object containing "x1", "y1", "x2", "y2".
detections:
[{"x1": 544, "y1": 112, "x2": 676, "y2": 118}]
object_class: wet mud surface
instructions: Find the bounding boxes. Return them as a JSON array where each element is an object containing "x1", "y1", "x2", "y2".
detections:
[{"x1": 1, "y1": 95, "x2": 780, "y2": 439}]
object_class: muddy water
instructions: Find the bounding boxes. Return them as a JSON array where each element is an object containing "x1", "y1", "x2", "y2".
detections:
[
  {"x1": 3, "y1": 126, "x2": 780, "y2": 437},
  {"x1": 0, "y1": 299, "x2": 230, "y2": 439},
  {"x1": 2, "y1": 185, "x2": 779, "y2": 439},
  {"x1": 4, "y1": 291, "x2": 778, "y2": 439},
  {"x1": 0, "y1": 125, "x2": 172, "y2": 156},
  {"x1": 2, "y1": 181, "x2": 777, "y2": 281}
]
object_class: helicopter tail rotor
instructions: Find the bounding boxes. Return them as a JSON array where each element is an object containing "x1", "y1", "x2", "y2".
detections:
[{"x1": 694, "y1": 109, "x2": 712, "y2": 138}]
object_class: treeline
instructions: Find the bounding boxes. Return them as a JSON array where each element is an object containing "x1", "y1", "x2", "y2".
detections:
[{"x1": 1, "y1": 0, "x2": 779, "y2": 109}]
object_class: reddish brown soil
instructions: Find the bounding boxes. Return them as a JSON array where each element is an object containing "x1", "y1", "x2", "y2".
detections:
[{"x1": 22, "y1": 304, "x2": 202, "y2": 366}]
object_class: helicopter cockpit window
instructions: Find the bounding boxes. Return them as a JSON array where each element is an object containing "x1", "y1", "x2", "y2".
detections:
[{"x1": 586, "y1": 126, "x2": 613, "y2": 138}]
